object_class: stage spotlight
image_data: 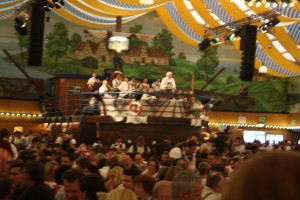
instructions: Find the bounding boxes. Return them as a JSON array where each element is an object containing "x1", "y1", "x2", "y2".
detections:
[
  {"x1": 43, "y1": 2, "x2": 54, "y2": 12},
  {"x1": 14, "y1": 17, "x2": 28, "y2": 35},
  {"x1": 52, "y1": 0, "x2": 65, "y2": 9},
  {"x1": 258, "y1": 17, "x2": 280, "y2": 33},
  {"x1": 269, "y1": 17, "x2": 280, "y2": 27}
]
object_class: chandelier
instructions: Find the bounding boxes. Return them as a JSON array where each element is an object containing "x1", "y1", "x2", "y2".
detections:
[{"x1": 230, "y1": 0, "x2": 299, "y2": 8}]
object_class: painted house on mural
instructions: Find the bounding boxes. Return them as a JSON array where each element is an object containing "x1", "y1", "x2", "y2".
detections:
[{"x1": 74, "y1": 40, "x2": 169, "y2": 66}]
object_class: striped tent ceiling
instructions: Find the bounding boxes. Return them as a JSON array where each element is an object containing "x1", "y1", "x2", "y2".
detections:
[{"x1": 1, "y1": 0, "x2": 300, "y2": 77}]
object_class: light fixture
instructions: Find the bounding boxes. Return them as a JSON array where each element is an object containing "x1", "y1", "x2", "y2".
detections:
[
  {"x1": 259, "y1": 65, "x2": 268, "y2": 73},
  {"x1": 140, "y1": 0, "x2": 154, "y2": 4},
  {"x1": 234, "y1": 0, "x2": 298, "y2": 7},
  {"x1": 52, "y1": 0, "x2": 65, "y2": 9},
  {"x1": 43, "y1": 1, "x2": 54, "y2": 12},
  {"x1": 14, "y1": 17, "x2": 28, "y2": 35},
  {"x1": 258, "y1": 17, "x2": 280, "y2": 33},
  {"x1": 256, "y1": 0, "x2": 262, "y2": 7}
]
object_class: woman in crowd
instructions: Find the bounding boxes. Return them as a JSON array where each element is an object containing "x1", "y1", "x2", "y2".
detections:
[{"x1": 134, "y1": 174, "x2": 156, "y2": 200}]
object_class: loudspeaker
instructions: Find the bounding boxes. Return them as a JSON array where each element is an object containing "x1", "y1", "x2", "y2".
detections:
[
  {"x1": 239, "y1": 25, "x2": 257, "y2": 81},
  {"x1": 240, "y1": 53, "x2": 255, "y2": 81},
  {"x1": 239, "y1": 25, "x2": 257, "y2": 54},
  {"x1": 27, "y1": 3, "x2": 45, "y2": 66}
]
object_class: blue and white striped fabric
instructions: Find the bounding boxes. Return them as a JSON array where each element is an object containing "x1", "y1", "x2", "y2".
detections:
[
  {"x1": 0, "y1": 10, "x2": 15, "y2": 20},
  {"x1": 63, "y1": 1, "x2": 138, "y2": 24},
  {"x1": 165, "y1": 2, "x2": 202, "y2": 42},
  {"x1": 256, "y1": 44, "x2": 300, "y2": 76},
  {"x1": 0, "y1": 0, "x2": 29, "y2": 11},
  {"x1": 0, "y1": 0, "x2": 19, "y2": 4},
  {"x1": 277, "y1": 4, "x2": 300, "y2": 19},
  {"x1": 101, "y1": 0, "x2": 161, "y2": 10},
  {"x1": 286, "y1": 23, "x2": 300, "y2": 45},
  {"x1": 203, "y1": 0, "x2": 234, "y2": 23}
]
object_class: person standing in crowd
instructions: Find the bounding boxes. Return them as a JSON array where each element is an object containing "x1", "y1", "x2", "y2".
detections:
[
  {"x1": 110, "y1": 136, "x2": 126, "y2": 150},
  {"x1": 118, "y1": 168, "x2": 141, "y2": 191},
  {"x1": 155, "y1": 136, "x2": 172, "y2": 157},
  {"x1": 201, "y1": 171, "x2": 224, "y2": 200},
  {"x1": 18, "y1": 160, "x2": 54, "y2": 200},
  {"x1": 160, "y1": 71, "x2": 176, "y2": 92},
  {"x1": 60, "y1": 168, "x2": 85, "y2": 200},
  {"x1": 0, "y1": 128, "x2": 18, "y2": 173},
  {"x1": 9, "y1": 161, "x2": 26, "y2": 200},
  {"x1": 172, "y1": 171, "x2": 203, "y2": 200},
  {"x1": 169, "y1": 140, "x2": 198, "y2": 171},
  {"x1": 232, "y1": 137, "x2": 246, "y2": 153},
  {"x1": 87, "y1": 73, "x2": 101, "y2": 92},
  {"x1": 0, "y1": 174, "x2": 12, "y2": 200},
  {"x1": 151, "y1": 180, "x2": 172, "y2": 200},
  {"x1": 128, "y1": 136, "x2": 150, "y2": 154},
  {"x1": 134, "y1": 174, "x2": 156, "y2": 200},
  {"x1": 134, "y1": 153, "x2": 147, "y2": 172}
]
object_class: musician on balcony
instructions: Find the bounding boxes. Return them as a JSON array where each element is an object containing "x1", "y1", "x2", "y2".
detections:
[
  {"x1": 87, "y1": 72, "x2": 101, "y2": 92},
  {"x1": 160, "y1": 71, "x2": 176, "y2": 92}
]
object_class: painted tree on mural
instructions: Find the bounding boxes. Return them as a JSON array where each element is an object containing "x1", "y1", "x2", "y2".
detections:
[
  {"x1": 152, "y1": 29, "x2": 174, "y2": 64},
  {"x1": 45, "y1": 22, "x2": 70, "y2": 67},
  {"x1": 196, "y1": 46, "x2": 219, "y2": 82},
  {"x1": 70, "y1": 33, "x2": 82, "y2": 52},
  {"x1": 16, "y1": 33, "x2": 29, "y2": 64},
  {"x1": 128, "y1": 24, "x2": 146, "y2": 47}
]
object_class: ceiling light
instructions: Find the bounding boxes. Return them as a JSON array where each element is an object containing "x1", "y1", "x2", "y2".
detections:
[
  {"x1": 259, "y1": 65, "x2": 268, "y2": 73},
  {"x1": 43, "y1": 2, "x2": 54, "y2": 12},
  {"x1": 140, "y1": 0, "x2": 154, "y2": 4}
]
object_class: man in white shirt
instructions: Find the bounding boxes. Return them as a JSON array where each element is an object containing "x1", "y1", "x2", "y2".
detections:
[
  {"x1": 160, "y1": 71, "x2": 176, "y2": 92},
  {"x1": 118, "y1": 77, "x2": 130, "y2": 97},
  {"x1": 169, "y1": 140, "x2": 197, "y2": 171},
  {"x1": 99, "y1": 80, "x2": 110, "y2": 96},
  {"x1": 87, "y1": 73, "x2": 101, "y2": 91}
]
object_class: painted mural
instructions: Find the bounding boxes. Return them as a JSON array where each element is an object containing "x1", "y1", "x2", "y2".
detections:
[{"x1": 0, "y1": 11, "x2": 294, "y2": 113}]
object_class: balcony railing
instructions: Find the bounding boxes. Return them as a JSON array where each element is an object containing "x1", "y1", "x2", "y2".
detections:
[{"x1": 42, "y1": 91, "x2": 212, "y2": 122}]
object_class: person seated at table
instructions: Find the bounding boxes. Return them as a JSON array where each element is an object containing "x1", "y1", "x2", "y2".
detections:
[
  {"x1": 112, "y1": 74, "x2": 123, "y2": 90},
  {"x1": 87, "y1": 73, "x2": 101, "y2": 92},
  {"x1": 160, "y1": 71, "x2": 176, "y2": 92},
  {"x1": 151, "y1": 78, "x2": 161, "y2": 92},
  {"x1": 129, "y1": 76, "x2": 139, "y2": 92},
  {"x1": 118, "y1": 77, "x2": 130, "y2": 98},
  {"x1": 139, "y1": 78, "x2": 150, "y2": 92},
  {"x1": 99, "y1": 80, "x2": 113, "y2": 98}
]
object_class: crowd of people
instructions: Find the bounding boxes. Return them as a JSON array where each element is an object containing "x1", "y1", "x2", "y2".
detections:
[{"x1": 1, "y1": 126, "x2": 300, "y2": 200}]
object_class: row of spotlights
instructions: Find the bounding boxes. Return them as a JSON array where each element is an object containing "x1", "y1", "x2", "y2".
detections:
[
  {"x1": 230, "y1": 0, "x2": 297, "y2": 8},
  {"x1": 0, "y1": 113, "x2": 42, "y2": 117}
]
